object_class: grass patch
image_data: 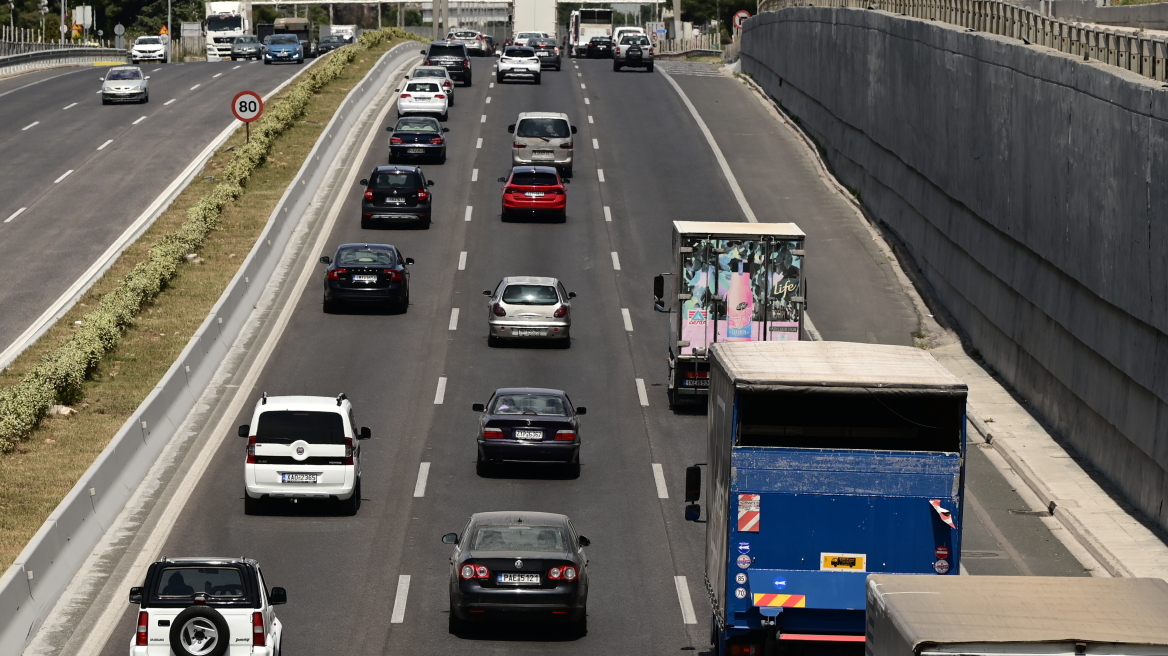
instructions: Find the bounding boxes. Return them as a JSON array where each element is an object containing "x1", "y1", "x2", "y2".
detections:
[{"x1": 0, "y1": 36, "x2": 412, "y2": 570}]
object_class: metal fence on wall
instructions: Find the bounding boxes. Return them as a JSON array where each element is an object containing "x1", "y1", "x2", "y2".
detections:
[
  {"x1": 758, "y1": 0, "x2": 1168, "y2": 81},
  {"x1": 1, "y1": 25, "x2": 117, "y2": 56}
]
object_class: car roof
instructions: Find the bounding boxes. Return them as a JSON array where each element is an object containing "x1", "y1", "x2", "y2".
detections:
[
  {"x1": 517, "y1": 112, "x2": 569, "y2": 120},
  {"x1": 157, "y1": 557, "x2": 255, "y2": 565},
  {"x1": 492, "y1": 387, "x2": 566, "y2": 397},
  {"x1": 108, "y1": 65, "x2": 142, "y2": 71},
  {"x1": 394, "y1": 116, "x2": 440, "y2": 125},
  {"x1": 256, "y1": 395, "x2": 351, "y2": 412},
  {"x1": 429, "y1": 40, "x2": 465, "y2": 48},
  {"x1": 372, "y1": 164, "x2": 422, "y2": 173},
  {"x1": 509, "y1": 165, "x2": 560, "y2": 175},
  {"x1": 470, "y1": 511, "x2": 569, "y2": 527},
  {"x1": 412, "y1": 66, "x2": 449, "y2": 74},
  {"x1": 500, "y1": 275, "x2": 560, "y2": 286}
]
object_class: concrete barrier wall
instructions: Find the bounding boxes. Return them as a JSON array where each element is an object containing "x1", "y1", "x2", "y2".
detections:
[
  {"x1": 0, "y1": 47, "x2": 129, "y2": 78},
  {"x1": 741, "y1": 8, "x2": 1168, "y2": 532},
  {"x1": 1015, "y1": 0, "x2": 1168, "y2": 31}
]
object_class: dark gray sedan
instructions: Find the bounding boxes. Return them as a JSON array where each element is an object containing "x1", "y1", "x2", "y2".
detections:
[
  {"x1": 231, "y1": 35, "x2": 262, "y2": 60},
  {"x1": 443, "y1": 511, "x2": 590, "y2": 635},
  {"x1": 472, "y1": 388, "x2": 585, "y2": 476}
]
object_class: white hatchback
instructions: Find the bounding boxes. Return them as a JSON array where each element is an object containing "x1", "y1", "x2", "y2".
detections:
[
  {"x1": 498, "y1": 46, "x2": 542, "y2": 84},
  {"x1": 396, "y1": 80, "x2": 449, "y2": 120},
  {"x1": 240, "y1": 393, "x2": 370, "y2": 515},
  {"x1": 408, "y1": 65, "x2": 456, "y2": 106}
]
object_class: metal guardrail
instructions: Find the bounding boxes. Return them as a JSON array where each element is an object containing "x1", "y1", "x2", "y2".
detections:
[
  {"x1": 0, "y1": 46, "x2": 129, "y2": 77},
  {"x1": 757, "y1": 0, "x2": 1168, "y2": 81}
]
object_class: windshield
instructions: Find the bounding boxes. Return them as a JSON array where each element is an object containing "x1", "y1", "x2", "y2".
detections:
[
  {"x1": 491, "y1": 394, "x2": 568, "y2": 416},
  {"x1": 156, "y1": 567, "x2": 245, "y2": 599},
  {"x1": 621, "y1": 36, "x2": 650, "y2": 45},
  {"x1": 322, "y1": 35, "x2": 345, "y2": 43},
  {"x1": 135, "y1": 37, "x2": 161, "y2": 45},
  {"x1": 510, "y1": 171, "x2": 559, "y2": 186},
  {"x1": 517, "y1": 118, "x2": 569, "y2": 139},
  {"x1": 255, "y1": 410, "x2": 346, "y2": 444},
  {"x1": 427, "y1": 44, "x2": 464, "y2": 57},
  {"x1": 502, "y1": 284, "x2": 559, "y2": 305},
  {"x1": 336, "y1": 247, "x2": 397, "y2": 264},
  {"x1": 265, "y1": 34, "x2": 298, "y2": 45},
  {"x1": 395, "y1": 118, "x2": 439, "y2": 132},
  {"x1": 235, "y1": 36, "x2": 257, "y2": 43},
  {"x1": 207, "y1": 15, "x2": 242, "y2": 32},
  {"x1": 504, "y1": 47, "x2": 534, "y2": 57},
  {"x1": 471, "y1": 525, "x2": 568, "y2": 552},
  {"x1": 106, "y1": 68, "x2": 142, "y2": 81}
]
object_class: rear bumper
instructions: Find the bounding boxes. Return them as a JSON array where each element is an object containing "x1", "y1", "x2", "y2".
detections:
[
  {"x1": 390, "y1": 144, "x2": 445, "y2": 159},
  {"x1": 479, "y1": 439, "x2": 578, "y2": 463},
  {"x1": 325, "y1": 280, "x2": 407, "y2": 302},
  {"x1": 452, "y1": 584, "x2": 584, "y2": 618},
  {"x1": 512, "y1": 152, "x2": 572, "y2": 168},
  {"x1": 502, "y1": 197, "x2": 566, "y2": 212},
  {"x1": 397, "y1": 101, "x2": 447, "y2": 115},
  {"x1": 499, "y1": 67, "x2": 539, "y2": 79},
  {"x1": 537, "y1": 56, "x2": 561, "y2": 67},
  {"x1": 488, "y1": 321, "x2": 570, "y2": 338}
]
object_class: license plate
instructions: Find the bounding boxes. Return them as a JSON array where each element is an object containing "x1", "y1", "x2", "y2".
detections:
[
  {"x1": 532, "y1": 151, "x2": 554, "y2": 160},
  {"x1": 513, "y1": 429, "x2": 543, "y2": 440},
  {"x1": 385, "y1": 198, "x2": 405, "y2": 204},
  {"x1": 514, "y1": 328, "x2": 545, "y2": 337},
  {"x1": 281, "y1": 473, "x2": 317, "y2": 483},
  {"x1": 352, "y1": 275, "x2": 377, "y2": 283},
  {"x1": 372, "y1": 214, "x2": 414, "y2": 219},
  {"x1": 524, "y1": 191, "x2": 545, "y2": 197},
  {"x1": 498, "y1": 572, "x2": 540, "y2": 585},
  {"x1": 407, "y1": 148, "x2": 425, "y2": 154},
  {"x1": 536, "y1": 52, "x2": 548, "y2": 56},
  {"x1": 682, "y1": 379, "x2": 710, "y2": 387},
  {"x1": 414, "y1": 95, "x2": 431, "y2": 100}
]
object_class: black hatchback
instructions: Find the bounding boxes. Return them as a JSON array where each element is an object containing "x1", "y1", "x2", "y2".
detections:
[
  {"x1": 586, "y1": 36, "x2": 612, "y2": 58},
  {"x1": 472, "y1": 388, "x2": 585, "y2": 477},
  {"x1": 442, "y1": 511, "x2": 590, "y2": 635},
  {"x1": 320, "y1": 243, "x2": 412, "y2": 313},
  {"x1": 421, "y1": 40, "x2": 472, "y2": 85},
  {"x1": 387, "y1": 116, "x2": 449, "y2": 164},
  {"x1": 528, "y1": 38, "x2": 561, "y2": 70},
  {"x1": 359, "y1": 165, "x2": 434, "y2": 229}
]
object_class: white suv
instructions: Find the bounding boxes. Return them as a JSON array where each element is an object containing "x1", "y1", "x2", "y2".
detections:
[
  {"x1": 508, "y1": 112, "x2": 578, "y2": 176},
  {"x1": 131, "y1": 36, "x2": 166, "y2": 64},
  {"x1": 127, "y1": 556, "x2": 285, "y2": 656},
  {"x1": 239, "y1": 393, "x2": 370, "y2": 515}
]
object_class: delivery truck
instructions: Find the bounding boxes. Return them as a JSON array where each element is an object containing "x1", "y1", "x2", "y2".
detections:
[
  {"x1": 685, "y1": 341, "x2": 968, "y2": 654},
  {"x1": 652, "y1": 222, "x2": 806, "y2": 408},
  {"x1": 569, "y1": 8, "x2": 613, "y2": 57},
  {"x1": 511, "y1": 0, "x2": 558, "y2": 41},
  {"x1": 867, "y1": 575, "x2": 1168, "y2": 656}
]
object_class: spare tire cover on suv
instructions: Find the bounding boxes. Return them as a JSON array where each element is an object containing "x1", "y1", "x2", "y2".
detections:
[{"x1": 169, "y1": 605, "x2": 230, "y2": 656}]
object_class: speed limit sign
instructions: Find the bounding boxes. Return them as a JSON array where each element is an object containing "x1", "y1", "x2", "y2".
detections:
[{"x1": 231, "y1": 90, "x2": 263, "y2": 123}]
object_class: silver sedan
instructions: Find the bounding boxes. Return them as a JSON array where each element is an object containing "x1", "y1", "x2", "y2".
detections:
[
  {"x1": 484, "y1": 276, "x2": 574, "y2": 348},
  {"x1": 101, "y1": 66, "x2": 149, "y2": 104}
]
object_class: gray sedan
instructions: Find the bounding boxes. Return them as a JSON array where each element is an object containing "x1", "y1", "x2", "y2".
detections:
[
  {"x1": 232, "y1": 35, "x2": 262, "y2": 60},
  {"x1": 101, "y1": 66, "x2": 149, "y2": 104},
  {"x1": 484, "y1": 276, "x2": 574, "y2": 347}
]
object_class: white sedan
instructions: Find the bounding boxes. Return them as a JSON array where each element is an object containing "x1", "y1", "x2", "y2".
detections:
[
  {"x1": 498, "y1": 46, "x2": 541, "y2": 84},
  {"x1": 130, "y1": 36, "x2": 166, "y2": 64},
  {"x1": 395, "y1": 81, "x2": 449, "y2": 121}
]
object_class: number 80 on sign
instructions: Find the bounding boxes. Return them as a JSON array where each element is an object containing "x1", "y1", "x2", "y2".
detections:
[{"x1": 232, "y1": 90, "x2": 264, "y2": 123}]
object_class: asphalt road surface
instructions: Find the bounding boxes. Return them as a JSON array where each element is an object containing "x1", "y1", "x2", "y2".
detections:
[
  {"x1": 0, "y1": 60, "x2": 312, "y2": 360},
  {"x1": 91, "y1": 55, "x2": 1087, "y2": 656}
]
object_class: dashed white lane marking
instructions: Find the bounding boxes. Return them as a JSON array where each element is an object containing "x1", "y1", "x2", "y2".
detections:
[
  {"x1": 480, "y1": 114, "x2": 486, "y2": 123},
  {"x1": 164, "y1": 98, "x2": 176, "y2": 105},
  {"x1": 574, "y1": 64, "x2": 578, "y2": 68},
  {"x1": 458, "y1": 251, "x2": 467, "y2": 270},
  {"x1": 448, "y1": 308, "x2": 460, "y2": 331},
  {"x1": 62, "y1": 102, "x2": 77, "y2": 110},
  {"x1": 212, "y1": 73, "x2": 222, "y2": 78},
  {"x1": 464, "y1": 206, "x2": 473, "y2": 222},
  {"x1": 151, "y1": 67, "x2": 161, "y2": 72},
  {"x1": 485, "y1": 96, "x2": 491, "y2": 103},
  {"x1": 97, "y1": 139, "x2": 113, "y2": 150},
  {"x1": 21, "y1": 121, "x2": 38, "y2": 130},
  {"x1": 636, "y1": 378, "x2": 649, "y2": 406},
  {"x1": 390, "y1": 575, "x2": 411, "y2": 623},
  {"x1": 652, "y1": 463, "x2": 669, "y2": 498},
  {"x1": 584, "y1": 98, "x2": 590, "y2": 105},
  {"x1": 611, "y1": 251, "x2": 621, "y2": 270},
  {"x1": 233, "y1": 65, "x2": 241, "y2": 70},
  {"x1": 132, "y1": 116, "x2": 147, "y2": 125},
  {"x1": 592, "y1": 138, "x2": 599, "y2": 149},
  {"x1": 580, "y1": 83, "x2": 586, "y2": 89},
  {"x1": 674, "y1": 576, "x2": 698, "y2": 624},
  {"x1": 597, "y1": 168, "x2": 605, "y2": 182},
  {"x1": 588, "y1": 115, "x2": 593, "y2": 124},
  {"x1": 4, "y1": 207, "x2": 26, "y2": 223},
  {"x1": 603, "y1": 206, "x2": 612, "y2": 222},
  {"x1": 434, "y1": 377, "x2": 447, "y2": 404},
  {"x1": 621, "y1": 308, "x2": 634, "y2": 332},
  {"x1": 53, "y1": 170, "x2": 73, "y2": 184},
  {"x1": 471, "y1": 168, "x2": 478, "y2": 182},
  {"x1": 476, "y1": 137, "x2": 483, "y2": 148},
  {"x1": 577, "y1": 72, "x2": 582, "y2": 77},
  {"x1": 489, "y1": 82, "x2": 494, "y2": 88},
  {"x1": 413, "y1": 462, "x2": 431, "y2": 497},
  {"x1": 190, "y1": 83, "x2": 200, "y2": 90}
]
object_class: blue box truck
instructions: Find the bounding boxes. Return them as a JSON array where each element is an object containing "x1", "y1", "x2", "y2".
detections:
[{"x1": 685, "y1": 341, "x2": 968, "y2": 655}]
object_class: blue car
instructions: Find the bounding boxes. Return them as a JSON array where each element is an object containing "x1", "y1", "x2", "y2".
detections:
[{"x1": 262, "y1": 34, "x2": 303, "y2": 64}]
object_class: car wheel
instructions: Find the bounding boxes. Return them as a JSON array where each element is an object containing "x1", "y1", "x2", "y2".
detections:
[
  {"x1": 566, "y1": 460, "x2": 581, "y2": 479},
  {"x1": 231, "y1": 56, "x2": 237, "y2": 61},
  {"x1": 141, "y1": 94, "x2": 149, "y2": 104},
  {"x1": 298, "y1": 57, "x2": 304, "y2": 64},
  {"x1": 421, "y1": 217, "x2": 432, "y2": 230},
  {"x1": 563, "y1": 166, "x2": 573, "y2": 178},
  {"x1": 558, "y1": 330, "x2": 571, "y2": 348},
  {"x1": 647, "y1": 63, "x2": 654, "y2": 73},
  {"x1": 361, "y1": 216, "x2": 372, "y2": 229},
  {"x1": 558, "y1": 210, "x2": 567, "y2": 224},
  {"x1": 244, "y1": 490, "x2": 264, "y2": 516},
  {"x1": 487, "y1": 335, "x2": 502, "y2": 348},
  {"x1": 438, "y1": 152, "x2": 447, "y2": 165},
  {"x1": 534, "y1": 74, "x2": 541, "y2": 84},
  {"x1": 448, "y1": 93, "x2": 454, "y2": 106},
  {"x1": 476, "y1": 454, "x2": 492, "y2": 477},
  {"x1": 323, "y1": 296, "x2": 339, "y2": 314},
  {"x1": 170, "y1": 606, "x2": 230, "y2": 656},
  {"x1": 465, "y1": 76, "x2": 472, "y2": 87},
  {"x1": 440, "y1": 111, "x2": 448, "y2": 121},
  {"x1": 341, "y1": 478, "x2": 360, "y2": 516},
  {"x1": 555, "y1": 64, "x2": 561, "y2": 71},
  {"x1": 101, "y1": 97, "x2": 110, "y2": 105},
  {"x1": 131, "y1": 58, "x2": 138, "y2": 64},
  {"x1": 264, "y1": 59, "x2": 271, "y2": 65},
  {"x1": 613, "y1": 62, "x2": 621, "y2": 71},
  {"x1": 449, "y1": 600, "x2": 468, "y2": 633},
  {"x1": 571, "y1": 609, "x2": 587, "y2": 637}
]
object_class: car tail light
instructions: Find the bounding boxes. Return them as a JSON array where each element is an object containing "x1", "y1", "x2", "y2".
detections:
[
  {"x1": 430, "y1": 137, "x2": 444, "y2": 144},
  {"x1": 390, "y1": 136, "x2": 403, "y2": 144},
  {"x1": 327, "y1": 268, "x2": 348, "y2": 281},
  {"x1": 383, "y1": 268, "x2": 403, "y2": 281},
  {"x1": 444, "y1": 80, "x2": 452, "y2": 88},
  {"x1": 560, "y1": 142, "x2": 573, "y2": 149},
  {"x1": 136, "y1": 611, "x2": 148, "y2": 646},
  {"x1": 460, "y1": 563, "x2": 490, "y2": 579},
  {"x1": 554, "y1": 430, "x2": 575, "y2": 441},
  {"x1": 344, "y1": 437, "x2": 354, "y2": 465},
  {"x1": 729, "y1": 646, "x2": 762, "y2": 656},
  {"x1": 417, "y1": 188, "x2": 429, "y2": 201},
  {"x1": 364, "y1": 188, "x2": 374, "y2": 200},
  {"x1": 553, "y1": 305, "x2": 569, "y2": 318},
  {"x1": 252, "y1": 612, "x2": 266, "y2": 647},
  {"x1": 492, "y1": 303, "x2": 507, "y2": 317},
  {"x1": 548, "y1": 565, "x2": 577, "y2": 579},
  {"x1": 483, "y1": 427, "x2": 504, "y2": 440},
  {"x1": 246, "y1": 436, "x2": 256, "y2": 464},
  {"x1": 563, "y1": 566, "x2": 578, "y2": 580},
  {"x1": 513, "y1": 141, "x2": 526, "y2": 149},
  {"x1": 425, "y1": 58, "x2": 431, "y2": 65},
  {"x1": 435, "y1": 93, "x2": 446, "y2": 99},
  {"x1": 554, "y1": 47, "x2": 559, "y2": 53},
  {"x1": 464, "y1": 58, "x2": 470, "y2": 67},
  {"x1": 399, "y1": 93, "x2": 411, "y2": 98}
]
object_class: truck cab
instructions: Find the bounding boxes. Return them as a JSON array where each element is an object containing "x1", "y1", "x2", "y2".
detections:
[{"x1": 205, "y1": 1, "x2": 249, "y2": 61}]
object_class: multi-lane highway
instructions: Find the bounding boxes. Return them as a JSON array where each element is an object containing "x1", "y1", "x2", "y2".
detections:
[
  {"x1": 0, "y1": 60, "x2": 312, "y2": 362},
  {"x1": 77, "y1": 52, "x2": 1091, "y2": 655}
]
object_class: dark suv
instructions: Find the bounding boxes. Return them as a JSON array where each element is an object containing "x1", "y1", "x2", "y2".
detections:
[
  {"x1": 421, "y1": 40, "x2": 472, "y2": 85},
  {"x1": 528, "y1": 37, "x2": 561, "y2": 70},
  {"x1": 359, "y1": 165, "x2": 435, "y2": 229}
]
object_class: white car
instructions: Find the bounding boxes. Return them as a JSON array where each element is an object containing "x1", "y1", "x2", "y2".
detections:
[
  {"x1": 240, "y1": 393, "x2": 371, "y2": 515},
  {"x1": 447, "y1": 29, "x2": 487, "y2": 56},
  {"x1": 408, "y1": 65, "x2": 455, "y2": 106},
  {"x1": 131, "y1": 35, "x2": 166, "y2": 64},
  {"x1": 512, "y1": 30, "x2": 548, "y2": 46},
  {"x1": 127, "y1": 556, "x2": 285, "y2": 656},
  {"x1": 395, "y1": 80, "x2": 449, "y2": 120},
  {"x1": 612, "y1": 26, "x2": 645, "y2": 46},
  {"x1": 498, "y1": 46, "x2": 541, "y2": 84}
]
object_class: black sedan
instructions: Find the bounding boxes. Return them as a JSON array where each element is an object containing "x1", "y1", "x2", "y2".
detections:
[
  {"x1": 319, "y1": 243, "x2": 413, "y2": 313},
  {"x1": 359, "y1": 165, "x2": 435, "y2": 229},
  {"x1": 317, "y1": 34, "x2": 351, "y2": 54},
  {"x1": 443, "y1": 511, "x2": 590, "y2": 635},
  {"x1": 473, "y1": 388, "x2": 585, "y2": 477},
  {"x1": 387, "y1": 116, "x2": 449, "y2": 164},
  {"x1": 586, "y1": 36, "x2": 613, "y2": 58}
]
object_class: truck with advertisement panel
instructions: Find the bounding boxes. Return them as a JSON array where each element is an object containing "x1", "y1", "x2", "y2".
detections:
[
  {"x1": 684, "y1": 341, "x2": 967, "y2": 654},
  {"x1": 205, "y1": 1, "x2": 251, "y2": 61},
  {"x1": 652, "y1": 222, "x2": 806, "y2": 408},
  {"x1": 511, "y1": 0, "x2": 558, "y2": 42},
  {"x1": 569, "y1": 8, "x2": 612, "y2": 57}
]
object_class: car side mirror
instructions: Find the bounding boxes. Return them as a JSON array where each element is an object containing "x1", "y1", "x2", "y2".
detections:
[
  {"x1": 359, "y1": 426, "x2": 371, "y2": 440},
  {"x1": 571, "y1": 125, "x2": 578, "y2": 134},
  {"x1": 471, "y1": 403, "x2": 485, "y2": 412},
  {"x1": 576, "y1": 407, "x2": 586, "y2": 415},
  {"x1": 442, "y1": 127, "x2": 450, "y2": 133},
  {"x1": 359, "y1": 179, "x2": 369, "y2": 185},
  {"x1": 685, "y1": 504, "x2": 701, "y2": 522},
  {"x1": 482, "y1": 290, "x2": 493, "y2": 296},
  {"x1": 685, "y1": 465, "x2": 702, "y2": 502},
  {"x1": 129, "y1": 586, "x2": 143, "y2": 604},
  {"x1": 497, "y1": 177, "x2": 507, "y2": 183},
  {"x1": 568, "y1": 291, "x2": 577, "y2": 299},
  {"x1": 319, "y1": 256, "x2": 331, "y2": 264},
  {"x1": 405, "y1": 257, "x2": 415, "y2": 265},
  {"x1": 99, "y1": 77, "x2": 104, "y2": 81},
  {"x1": 577, "y1": 536, "x2": 590, "y2": 547},
  {"x1": 385, "y1": 127, "x2": 393, "y2": 132},
  {"x1": 507, "y1": 124, "x2": 515, "y2": 133},
  {"x1": 427, "y1": 180, "x2": 435, "y2": 186},
  {"x1": 420, "y1": 49, "x2": 427, "y2": 54},
  {"x1": 269, "y1": 587, "x2": 287, "y2": 605},
  {"x1": 394, "y1": 88, "x2": 400, "y2": 93},
  {"x1": 441, "y1": 532, "x2": 459, "y2": 544},
  {"x1": 238, "y1": 425, "x2": 249, "y2": 438}
]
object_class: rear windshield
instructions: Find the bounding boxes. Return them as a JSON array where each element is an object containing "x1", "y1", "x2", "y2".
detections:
[
  {"x1": 622, "y1": 36, "x2": 650, "y2": 45},
  {"x1": 453, "y1": 31, "x2": 477, "y2": 38},
  {"x1": 511, "y1": 171, "x2": 559, "y2": 186},
  {"x1": 427, "y1": 44, "x2": 464, "y2": 57},
  {"x1": 395, "y1": 118, "x2": 439, "y2": 132},
  {"x1": 590, "y1": 37, "x2": 611, "y2": 43},
  {"x1": 370, "y1": 170, "x2": 422, "y2": 188},
  {"x1": 256, "y1": 410, "x2": 346, "y2": 444},
  {"x1": 412, "y1": 68, "x2": 447, "y2": 78},
  {"x1": 491, "y1": 394, "x2": 567, "y2": 416},
  {"x1": 155, "y1": 567, "x2": 245, "y2": 599},
  {"x1": 336, "y1": 247, "x2": 398, "y2": 265},
  {"x1": 406, "y1": 82, "x2": 440, "y2": 93},
  {"x1": 471, "y1": 525, "x2": 567, "y2": 552},
  {"x1": 502, "y1": 284, "x2": 559, "y2": 305},
  {"x1": 107, "y1": 68, "x2": 142, "y2": 80},
  {"x1": 517, "y1": 118, "x2": 570, "y2": 139},
  {"x1": 505, "y1": 47, "x2": 535, "y2": 57},
  {"x1": 533, "y1": 39, "x2": 557, "y2": 46},
  {"x1": 517, "y1": 32, "x2": 542, "y2": 39},
  {"x1": 322, "y1": 35, "x2": 346, "y2": 43}
]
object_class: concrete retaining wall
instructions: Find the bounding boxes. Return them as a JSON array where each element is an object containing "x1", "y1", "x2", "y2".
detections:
[{"x1": 741, "y1": 7, "x2": 1168, "y2": 532}]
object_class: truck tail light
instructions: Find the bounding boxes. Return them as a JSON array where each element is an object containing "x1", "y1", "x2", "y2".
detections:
[
  {"x1": 136, "y1": 611, "x2": 149, "y2": 646},
  {"x1": 729, "y1": 646, "x2": 761, "y2": 656},
  {"x1": 460, "y1": 563, "x2": 490, "y2": 579},
  {"x1": 554, "y1": 430, "x2": 575, "y2": 441},
  {"x1": 344, "y1": 437, "x2": 354, "y2": 465},
  {"x1": 252, "y1": 612, "x2": 266, "y2": 647},
  {"x1": 492, "y1": 303, "x2": 507, "y2": 316},
  {"x1": 482, "y1": 427, "x2": 505, "y2": 440},
  {"x1": 327, "y1": 268, "x2": 348, "y2": 281},
  {"x1": 684, "y1": 371, "x2": 709, "y2": 379},
  {"x1": 246, "y1": 436, "x2": 256, "y2": 463},
  {"x1": 553, "y1": 305, "x2": 569, "y2": 318}
]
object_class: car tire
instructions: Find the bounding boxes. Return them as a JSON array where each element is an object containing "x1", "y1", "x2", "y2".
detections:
[
  {"x1": 341, "y1": 478, "x2": 360, "y2": 516},
  {"x1": 558, "y1": 330, "x2": 571, "y2": 348},
  {"x1": 534, "y1": 74, "x2": 541, "y2": 84},
  {"x1": 141, "y1": 94, "x2": 149, "y2": 104},
  {"x1": 613, "y1": 62, "x2": 621, "y2": 71},
  {"x1": 298, "y1": 58, "x2": 304, "y2": 64},
  {"x1": 476, "y1": 454, "x2": 492, "y2": 477},
  {"x1": 361, "y1": 216, "x2": 372, "y2": 229},
  {"x1": 571, "y1": 609, "x2": 587, "y2": 637},
  {"x1": 449, "y1": 600, "x2": 468, "y2": 633},
  {"x1": 323, "y1": 296, "x2": 339, "y2": 314},
  {"x1": 646, "y1": 63, "x2": 654, "y2": 73},
  {"x1": 465, "y1": 76, "x2": 472, "y2": 87},
  {"x1": 438, "y1": 152, "x2": 447, "y2": 165},
  {"x1": 440, "y1": 111, "x2": 448, "y2": 122},
  {"x1": 566, "y1": 460, "x2": 581, "y2": 479},
  {"x1": 562, "y1": 166, "x2": 573, "y2": 178},
  {"x1": 487, "y1": 335, "x2": 502, "y2": 348},
  {"x1": 244, "y1": 491, "x2": 264, "y2": 516},
  {"x1": 558, "y1": 210, "x2": 567, "y2": 224},
  {"x1": 101, "y1": 97, "x2": 110, "y2": 105},
  {"x1": 421, "y1": 217, "x2": 432, "y2": 230},
  {"x1": 170, "y1": 606, "x2": 231, "y2": 656},
  {"x1": 131, "y1": 58, "x2": 138, "y2": 65},
  {"x1": 264, "y1": 59, "x2": 271, "y2": 65},
  {"x1": 230, "y1": 56, "x2": 237, "y2": 61}
]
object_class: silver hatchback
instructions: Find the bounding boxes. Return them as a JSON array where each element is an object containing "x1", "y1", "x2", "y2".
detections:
[
  {"x1": 508, "y1": 112, "x2": 578, "y2": 177},
  {"x1": 484, "y1": 276, "x2": 575, "y2": 347}
]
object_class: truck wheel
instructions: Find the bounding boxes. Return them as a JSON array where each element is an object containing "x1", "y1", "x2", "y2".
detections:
[{"x1": 170, "y1": 606, "x2": 230, "y2": 656}]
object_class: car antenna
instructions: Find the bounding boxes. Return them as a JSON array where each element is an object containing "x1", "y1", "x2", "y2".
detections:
[{"x1": 262, "y1": 391, "x2": 268, "y2": 405}]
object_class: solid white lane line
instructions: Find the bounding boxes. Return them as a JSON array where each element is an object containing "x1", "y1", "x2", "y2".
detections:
[
  {"x1": 458, "y1": 251, "x2": 467, "y2": 270},
  {"x1": 636, "y1": 378, "x2": 649, "y2": 406},
  {"x1": 434, "y1": 377, "x2": 447, "y2": 404},
  {"x1": 674, "y1": 576, "x2": 698, "y2": 624},
  {"x1": 471, "y1": 168, "x2": 478, "y2": 182},
  {"x1": 476, "y1": 137, "x2": 483, "y2": 148},
  {"x1": 53, "y1": 170, "x2": 73, "y2": 184},
  {"x1": 62, "y1": 102, "x2": 77, "y2": 110},
  {"x1": 132, "y1": 116, "x2": 147, "y2": 125},
  {"x1": 413, "y1": 462, "x2": 431, "y2": 498},
  {"x1": 464, "y1": 206, "x2": 473, "y2": 222},
  {"x1": 22, "y1": 121, "x2": 39, "y2": 130},
  {"x1": 4, "y1": 207, "x2": 26, "y2": 223},
  {"x1": 97, "y1": 139, "x2": 113, "y2": 151},
  {"x1": 659, "y1": 70, "x2": 758, "y2": 222},
  {"x1": 611, "y1": 251, "x2": 621, "y2": 270},
  {"x1": 233, "y1": 65, "x2": 241, "y2": 69},
  {"x1": 588, "y1": 115, "x2": 593, "y2": 124},
  {"x1": 480, "y1": 114, "x2": 486, "y2": 123},
  {"x1": 584, "y1": 98, "x2": 590, "y2": 104},
  {"x1": 190, "y1": 83, "x2": 200, "y2": 90},
  {"x1": 592, "y1": 138, "x2": 599, "y2": 149},
  {"x1": 652, "y1": 463, "x2": 669, "y2": 498},
  {"x1": 485, "y1": 96, "x2": 491, "y2": 103},
  {"x1": 448, "y1": 308, "x2": 460, "y2": 331},
  {"x1": 390, "y1": 575, "x2": 411, "y2": 623},
  {"x1": 164, "y1": 98, "x2": 176, "y2": 105},
  {"x1": 603, "y1": 206, "x2": 612, "y2": 222},
  {"x1": 212, "y1": 73, "x2": 222, "y2": 78},
  {"x1": 597, "y1": 168, "x2": 605, "y2": 182},
  {"x1": 622, "y1": 308, "x2": 634, "y2": 332}
]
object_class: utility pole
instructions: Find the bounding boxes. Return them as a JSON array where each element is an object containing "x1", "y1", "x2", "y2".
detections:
[
  {"x1": 441, "y1": 0, "x2": 448, "y2": 38},
  {"x1": 671, "y1": 0, "x2": 683, "y2": 48},
  {"x1": 59, "y1": 0, "x2": 64, "y2": 45}
]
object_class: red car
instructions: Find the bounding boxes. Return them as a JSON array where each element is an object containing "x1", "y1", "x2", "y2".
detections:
[{"x1": 498, "y1": 166, "x2": 569, "y2": 222}]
